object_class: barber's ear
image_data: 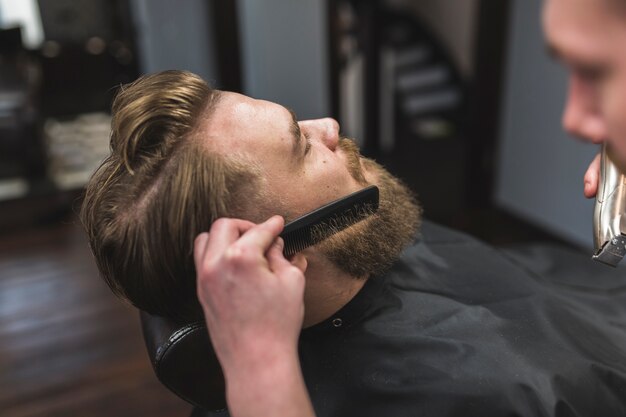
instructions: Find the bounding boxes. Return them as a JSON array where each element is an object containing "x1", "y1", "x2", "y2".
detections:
[{"x1": 290, "y1": 253, "x2": 308, "y2": 274}]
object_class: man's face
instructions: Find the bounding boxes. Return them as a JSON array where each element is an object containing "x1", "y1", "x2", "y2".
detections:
[
  {"x1": 543, "y1": 0, "x2": 626, "y2": 163},
  {"x1": 204, "y1": 92, "x2": 367, "y2": 219},
  {"x1": 201, "y1": 92, "x2": 421, "y2": 278}
]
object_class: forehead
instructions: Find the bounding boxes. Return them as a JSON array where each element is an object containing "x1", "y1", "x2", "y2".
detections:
[
  {"x1": 543, "y1": 0, "x2": 626, "y2": 61},
  {"x1": 199, "y1": 91, "x2": 293, "y2": 154},
  {"x1": 206, "y1": 92, "x2": 281, "y2": 135}
]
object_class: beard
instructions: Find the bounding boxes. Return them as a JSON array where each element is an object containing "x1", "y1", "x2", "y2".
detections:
[{"x1": 315, "y1": 138, "x2": 422, "y2": 279}]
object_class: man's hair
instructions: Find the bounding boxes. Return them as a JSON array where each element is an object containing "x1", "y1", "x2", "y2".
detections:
[{"x1": 80, "y1": 70, "x2": 258, "y2": 323}]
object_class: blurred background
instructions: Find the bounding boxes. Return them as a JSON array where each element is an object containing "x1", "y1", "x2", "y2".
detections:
[{"x1": 0, "y1": 0, "x2": 599, "y2": 416}]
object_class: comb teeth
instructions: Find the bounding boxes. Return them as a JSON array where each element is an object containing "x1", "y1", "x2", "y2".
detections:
[
  {"x1": 283, "y1": 228, "x2": 314, "y2": 257},
  {"x1": 280, "y1": 186, "x2": 379, "y2": 256}
]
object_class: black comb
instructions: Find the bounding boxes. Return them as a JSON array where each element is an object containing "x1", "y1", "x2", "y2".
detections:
[{"x1": 280, "y1": 185, "x2": 379, "y2": 256}]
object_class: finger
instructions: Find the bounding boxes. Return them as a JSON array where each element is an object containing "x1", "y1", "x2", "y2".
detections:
[
  {"x1": 194, "y1": 232, "x2": 215, "y2": 306},
  {"x1": 204, "y1": 218, "x2": 257, "y2": 261},
  {"x1": 584, "y1": 153, "x2": 601, "y2": 198},
  {"x1": 194, "y1": 232, "x2": 210, "y2": 267},
  {"x1": 267, "y1": 239, "x2": 307, "y2": 294},
  {"x1": 267, "y1": 237, "x2": 292, "y2": 273},
  {"x1": 234, "y1": 215, "x2": 285, "y2": 255},
  {"x1": 289, "y1": 253, "x2": 308, "y2": 274}
]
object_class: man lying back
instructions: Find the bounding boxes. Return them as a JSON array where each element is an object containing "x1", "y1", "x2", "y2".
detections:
[{"x1": 81, "y1": 70, "x2": 626, "y2": 417}]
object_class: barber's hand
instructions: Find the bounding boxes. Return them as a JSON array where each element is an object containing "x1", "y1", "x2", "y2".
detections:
[
  {"x1": 584, "y1": 153, "x2": 601, "y2": 198},
  {"x1": 194, "y1": 215, "x2": 307, "y2": 368},
  {"x1": 194, "y1": 216, "x2": 316, "y2": 417}
]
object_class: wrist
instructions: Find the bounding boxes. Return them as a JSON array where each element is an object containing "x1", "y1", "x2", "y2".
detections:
[
  {"x1": 223, "y1": 338, "x2": 300, "y2": 385},
  {"x1": 224, "y1": 348, "x2": 314, "y2": 417}
]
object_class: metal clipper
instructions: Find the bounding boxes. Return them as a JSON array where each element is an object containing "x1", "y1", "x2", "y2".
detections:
[{"x1": 592, "y1": 144, "x2": 626, "y2": 266}]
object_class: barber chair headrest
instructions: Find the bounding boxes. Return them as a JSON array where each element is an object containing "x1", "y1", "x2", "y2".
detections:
[{"x1": 139, "y1": 311, "x2": 226, "y2": 411}]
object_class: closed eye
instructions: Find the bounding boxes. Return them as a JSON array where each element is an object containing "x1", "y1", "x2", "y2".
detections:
[{"x1": 304, "y1": 133, "x2": 312, "y2": 155}]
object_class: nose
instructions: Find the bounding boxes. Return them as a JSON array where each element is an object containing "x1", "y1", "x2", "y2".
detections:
[
  {"x1": 562, "y1": 75, "x2": 607, "y2": 144},
  {"x1": 299, "y1": 118, "x2": 340, "y2": 150}
]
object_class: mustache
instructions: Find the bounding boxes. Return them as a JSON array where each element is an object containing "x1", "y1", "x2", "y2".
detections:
[{"x1": 338, "y1": 137, "x2": 367, "y2": 185}]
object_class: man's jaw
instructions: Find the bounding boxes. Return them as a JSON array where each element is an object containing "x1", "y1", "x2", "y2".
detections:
[{"x1": 315, "y1": 155, "x2": 422, "y2": 280}]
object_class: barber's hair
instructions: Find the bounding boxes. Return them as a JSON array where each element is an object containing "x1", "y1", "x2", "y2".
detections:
[{"x1": 80, "y1": 70, "x2": 258, "y2": 323}]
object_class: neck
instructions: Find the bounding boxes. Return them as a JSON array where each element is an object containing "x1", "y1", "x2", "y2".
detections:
[{"x1": 301, "y1": 251, "x2": 367, "y2": 328}]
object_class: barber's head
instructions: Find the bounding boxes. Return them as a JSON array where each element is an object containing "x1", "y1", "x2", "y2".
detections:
[
  {"x1": 543, "y1": 0, "x2": 626, "y2": 159},
  {"x1": 81, "y1": 70, "x2": 420, "y2": 323}
]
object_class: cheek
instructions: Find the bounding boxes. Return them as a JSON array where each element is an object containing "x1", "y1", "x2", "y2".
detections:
[
  {"x1": 303, "y1": 159, "x2": 355, "y2": 200},
  {"x1": 275, "y1": 161, "x2": 345, "y2": 217},
  {"x1": 312, "y1": 159, "x2": 349, "y2": 192}
]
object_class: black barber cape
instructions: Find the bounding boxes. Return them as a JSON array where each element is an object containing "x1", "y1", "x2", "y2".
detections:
[{"x1": 297, "y1": 221, "x2": 626, "y2": 417}]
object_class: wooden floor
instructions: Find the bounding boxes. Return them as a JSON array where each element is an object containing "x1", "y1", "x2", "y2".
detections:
[{"x1": 0, "y1": 217, "x2": 192, "y2": 417}]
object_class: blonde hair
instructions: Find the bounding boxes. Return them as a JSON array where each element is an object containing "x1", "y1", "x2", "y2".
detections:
[{"x1": 80, "y1": 70, "x2": 258, "y2": 323}]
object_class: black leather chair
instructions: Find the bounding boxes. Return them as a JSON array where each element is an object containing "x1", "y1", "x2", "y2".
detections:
[{"x1": 140, "y1": 311, "x2": 227, "y2": 414}]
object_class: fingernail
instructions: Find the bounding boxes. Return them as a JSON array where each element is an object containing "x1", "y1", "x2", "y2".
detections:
[{"x1": 276, "y1": 237, "x2": 284, "y2": 249}]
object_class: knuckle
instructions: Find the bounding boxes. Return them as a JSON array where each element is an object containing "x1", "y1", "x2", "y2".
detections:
[
  {"x1": 284, "y1": 265, "x2": 304, "y2": 280},
  {"x1": 211, "y1": 217, "x2": 232, "y2": 231},
  {"x1": 198, "y1": 259, "x2": 219, "y2": 280},
  {"x1": 224, "y1": 244, "x2": 257, "y2": 266},
  {"x1": 224, "y1": 245, "x2": 244, "y2": 261}
]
